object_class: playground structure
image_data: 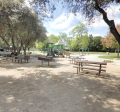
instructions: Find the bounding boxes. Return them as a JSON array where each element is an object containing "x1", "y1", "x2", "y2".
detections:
[
  {"x1": 79, "y1": 47, "x2": 89, "y2": 55},
  {"x1": 47, "y1": 38, "x2": 65, "y2": 57}
]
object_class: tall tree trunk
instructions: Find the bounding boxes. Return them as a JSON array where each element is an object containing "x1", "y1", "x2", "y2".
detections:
[
  {"x1": 18, "y1": 40, "x2": 23, "y2": 55},
  {"x1": 23, "y1": 48, "x2": 26, "y2": 56},
  {"x1": 0, "y1": 36, "x2": 15, "y2": 54},
  {"x1": 95, "y1": 0, "x2": 120, "y2": 45},
  {"x1": 117, "y1": 45, "x2": 119, "y2": 58},
  {"x1": 15, "y1": 36, "x2": 19, "y2": 55},
  {"x1": 6, "y1": 15, "x2": 16, "y2": 52}
]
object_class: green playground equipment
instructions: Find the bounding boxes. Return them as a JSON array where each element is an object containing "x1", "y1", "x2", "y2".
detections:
[
  {"x1": 54, "y1": 40, "x2": 64, "y2": 57},
  {"x1": 47, "y1": 38, "x2": 55, "y2": 56},
  {"x1": 79, "y1": 47, "x2": 89, "y2": 55},
  {"x1": 47, "y1": 39, "x2": 64, "y2": 57}
]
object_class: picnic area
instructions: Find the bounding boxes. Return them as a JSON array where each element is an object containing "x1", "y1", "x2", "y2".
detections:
[{"x1": 0, "y1": 53, "x2": 120, "y2": 112}]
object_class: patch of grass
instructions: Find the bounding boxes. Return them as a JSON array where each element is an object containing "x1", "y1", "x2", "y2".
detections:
[
  {"x1": 98, "y1": 53, "x2": 120, "y2": 60},
  {"x1": 69, "y1": 51, "x2": 107, "y2": 55}
]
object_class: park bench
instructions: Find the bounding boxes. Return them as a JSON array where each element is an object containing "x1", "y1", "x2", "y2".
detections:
[
  {"x1": 38, "y1": 56, "x2": 54, "y2": 66},
  {"x1": 12, "y1": 54, "x2": 30, "y2": 63},
  {"x1": 73, "y1": 60, "x2": 107, "y2": 76},
  {"x1": 68, "y1": 57, "x2": 85, "y2": 64}
]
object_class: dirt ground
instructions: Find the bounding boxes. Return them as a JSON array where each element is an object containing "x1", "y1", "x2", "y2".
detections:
[{"x1": 0, "y1": 53, "x2": 120, "y2": 112}]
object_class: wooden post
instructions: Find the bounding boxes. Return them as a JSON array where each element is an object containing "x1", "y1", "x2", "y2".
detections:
[
  {"x1": 79, "y1": 62, "x2": 80, "y2": 72},
  {"x1": 48, "y1": 60, "x2": 49, "y2": 66},
  {"x1": 99, "y1": 64, "x2": 102, "y2": 76}
]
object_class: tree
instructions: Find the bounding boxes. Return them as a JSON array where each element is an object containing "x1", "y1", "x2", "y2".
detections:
[
  {"x1": 101, "y1": 24, "x2": 120, "y2": 57},
  {"x1": 17, "y1": 7, "x2": 47, "y2": 55},
  {"x1": 58, "y1": 32, "x2": 67, "y2": 45},
  {"x1": 93, "y1": 36, "x2": 103, "y2": 51},
  {"x1": 34, "y1": 0, "x2": 120, "y2": 44},
  {"x1": 48, "y1": 34, "x2": 59, "y2": 44},
  {"x1": 0, "y1": 1, "x2": 46, "y2": 55},
  {"x1": 70, "y1": 22, "x2": 89, "y2": 50},
  {"x1": 71, "y1": 39, "x2": 77, "y2": 52},
  {"x1": 88, "y1": 34, "x2": 94, "y2": 51},
  {"x1": 66, "y1": 36, "x2": 73, "y2": 51}
]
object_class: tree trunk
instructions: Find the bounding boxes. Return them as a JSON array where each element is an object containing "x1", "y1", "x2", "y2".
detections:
[
  {"x1": 0, "y1": 36, "x2": 15, "y2": 54},
  {"x1": 6, "y1": 15, "x2": 16, "y2": 52},
  {"x1": 18, "y1": 40, "x2": 23, "y2": 55},
  {"x1": 23, "y1": 48, "x2": 26, "y2": 56},
  {"x1": 117, "y1": 45, "x2": 119, "y2": 58},
  {"x1": 95, "y1": 1, "x2": 120, "y2": 45}
]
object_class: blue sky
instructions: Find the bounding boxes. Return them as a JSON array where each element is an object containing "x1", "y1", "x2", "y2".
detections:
[
  {"x1": 42, "y1": 4, "x2": 120, "y2": 38},
  {"x1": 25, "y1": 1, "x2": 120, "y2": 38}
]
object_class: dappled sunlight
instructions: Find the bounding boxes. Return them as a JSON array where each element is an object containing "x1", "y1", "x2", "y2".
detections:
[
  {"x1": 103, "y1": 98, "x2": 120, "y2": 111},
  {"x1": 0, "y1": 54, "x2": 120, "y2": 111},
  {"x1": 6, "y1": 95, "x2": 15, "y2": 103}
]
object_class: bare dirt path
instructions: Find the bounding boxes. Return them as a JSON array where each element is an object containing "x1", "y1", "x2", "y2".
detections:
[{"x1": 0, "y1": 54, "x2": 120, "y2": 112}]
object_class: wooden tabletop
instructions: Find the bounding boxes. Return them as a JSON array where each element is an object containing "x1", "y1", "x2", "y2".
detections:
[
  {"x1": 75, "y1": 60, "x2": 107, "y2": 65},
  {"x1": 70, "y1": 57, "x2": 85, "y2": 59}
]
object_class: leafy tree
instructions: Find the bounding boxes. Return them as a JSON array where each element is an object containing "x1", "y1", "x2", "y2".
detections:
[
  {"x1": 70, "y1": 22, "x2": 89, "y2": 49},
  {"x1": 93, "y1": 36, "x2": 103, "y2": 51},
  {"x1": 58, "y1": 32, "x2": 67, "y2": 45},
  {"x1": 17, "y1": 7, "x2": 47, "y2": 55},
  {"x1": 48, "y1": 34, "x2": 59, "y2": 44},
  {"x1": 71, "y1": 39, "x2": 77, "y2": 51},
  {"x1": 0, "y1": 1, "x2": 46, "y2": 55},
  {"x1": 36, "y1": 34, "x2": 59, "y2": 50},
  {"x1": 101, "y1": 24, "x2": 120, "y2": 57},
  {"x1": 88, "y1": 34, "x2": 94, "y2": 51},
  {"x1": 66, "y1": 36, "x2": 73, "y2": 51},
  {"x1": 34, "y1": 0, "x2": 120, "y2": 44}
]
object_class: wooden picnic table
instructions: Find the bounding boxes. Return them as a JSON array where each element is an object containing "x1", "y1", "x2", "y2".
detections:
[
  {"x1": 12, "y1": 55, "x2": 29, "y2": 63},
  {"x1": 73, "y1": 60, "x2": 107, "y2": 76},
  {"x1": 38, "y1": 56, "x2": 53, "y2": 66},
  {"x1": 69, "y1": 57, "x2": 85, "y2": 64}
]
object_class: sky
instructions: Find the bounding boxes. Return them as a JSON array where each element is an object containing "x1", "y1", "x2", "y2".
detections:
[
  {"x1": 42, "y1": 4, "x2": 120, "y2": 38},
  {"x1": 25, "y1": 1, "x2": 120, "y2": 38}
]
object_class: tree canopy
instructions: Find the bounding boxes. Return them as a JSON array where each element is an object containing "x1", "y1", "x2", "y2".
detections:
[
  {"x1": 0, "y1": 1, "x2": 47, "y2": 55},
  {"x1": 33, "y1": 0, "x2": 120, "y2": 44}
]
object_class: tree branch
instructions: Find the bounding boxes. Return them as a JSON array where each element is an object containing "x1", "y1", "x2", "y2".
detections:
[{"x1": 94, "y1": 1, "x2": 120, "y2": 44}]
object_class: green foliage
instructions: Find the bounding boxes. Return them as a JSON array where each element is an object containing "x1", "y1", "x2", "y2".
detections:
[
  {"x1": 70, "y1": 22, "x2": 89, "y2": 50},
  {"x1": 66, "y1": 36, "x2": 72, "y2": 50},
  {"x1": 48, "y1": 34, "x2": 59, "y2": 44},
  {"x1": 0, "y1": 1, "x2": 47, "y2": 55},
  {"x1": 71, "y1": 39, "x2": 77, "y2": 49},
  {"x1": 93, "y1": 36, "x2": 103, "y2": 51},
  {"x1": 101, "y1": 25, "x2": 120, "y2": 49},
  {"x1": 58, "y1": 32, "x2": 67, "y2": 45}
]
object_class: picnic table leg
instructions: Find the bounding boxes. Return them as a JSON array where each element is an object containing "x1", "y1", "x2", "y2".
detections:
[
  {"x1": 77, "y1": 68, "x2": 78, "y2": 74},
  {"x1": 81, "y1": 63, "x2": 83, "y2": 71},
  {"x1": 42, "y1": 60, "x2": 43, "y2": 65},
  {"x1": 98, "y1": 64, "x2": 102, "y2": 76},
  {"x1": 21, "y1": 58, "x2": 22, "y2": 63},
  {"x1": 48, "y1": 60, "x2": 49, "y2": 66},
  {"x1": 79, "y1": 62, "x2": 80, "y2": 72},
  {"x1": 12, "y1": 57, "x2": 13, "y2": 63}
]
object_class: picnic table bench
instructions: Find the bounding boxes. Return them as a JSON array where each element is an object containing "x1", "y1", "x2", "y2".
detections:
[
  {"x1": 68, "y1": 57, "x2": 85, "y2": 64},
  {"x1": 12, "y1": 55, "x2": 30, "y2": 63},
  {"x1": 38, "y1": 56, "x2": 54, "y2": 66},
  {"x1": 73, "y1": 60, "x2": 107, "y2": 76}
]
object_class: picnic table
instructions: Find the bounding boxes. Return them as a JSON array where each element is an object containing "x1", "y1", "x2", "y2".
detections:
[
  {"x1": 73, "y1": 60, "x2": 107, "y2": 76},
  {"x1": 69, "y1": 57, "x2": 85, "y2": 64},
  {"x1": 38, "y1": 56, "x2": 54, "y2": 66},
  {"x1": 12, "y1": 55, "x2": 30, "y2": 63}
]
